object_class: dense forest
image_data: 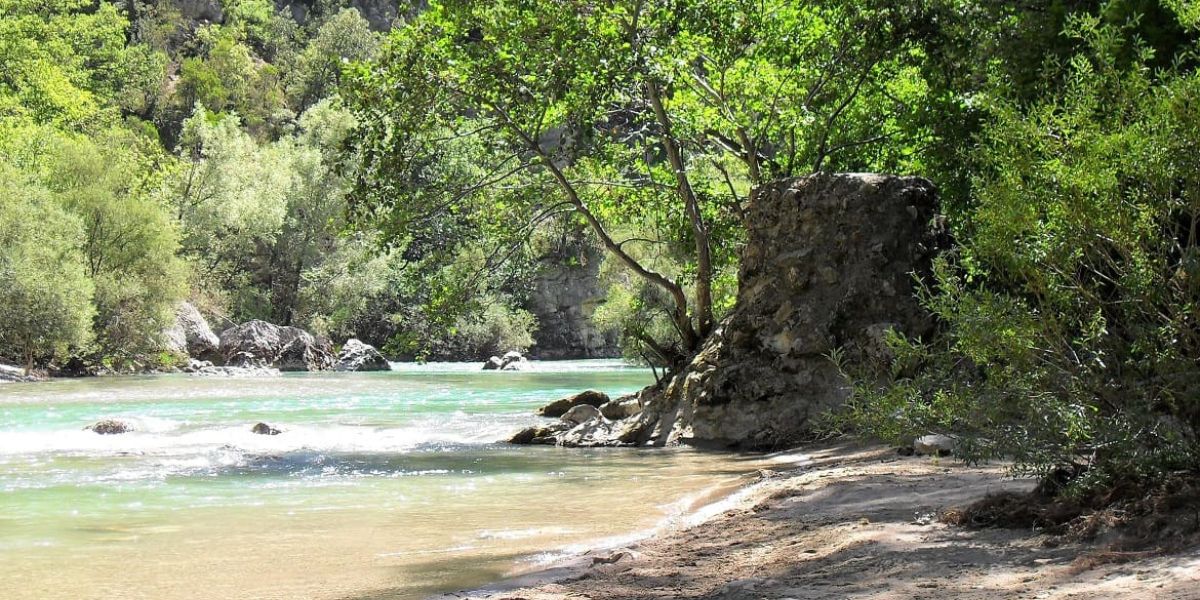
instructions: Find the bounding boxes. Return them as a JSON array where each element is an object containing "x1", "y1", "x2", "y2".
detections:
[
  {"x1": 0, "y1": 0, "x2": 553, "y2": 373},
  {"x1": 4, "y1": 0, "x2": 1200, "y2": 495}
]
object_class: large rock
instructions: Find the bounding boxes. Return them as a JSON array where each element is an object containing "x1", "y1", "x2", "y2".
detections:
[
  {"x1": 251, "y1": 422, "x2": 282, "y2": 435},
  {"x1": 335, "y1": 338, "x2": 391, "y2": 372},
  {"x1": 511, "y1": 173, "x2": 946, "y2": 449},
  {"x1": 600, "y1": 395, "x2": 643, "y2": 420},
  {"x1": 667, "y1": 174, "x2": 944, "y2": 448},
  {"x1": 561, "y1": 403, "x2": 602, "y2": 425},
  {"x1": 537, "y1": 390, "x2": 610, "y2": 417},
  {"x1": 523, "y1": 237, "x2": 621, "y2": 359},
  {"x1": 913, "y1": 434, "x2": 956, "y2": 456},
  {"x1": 665, "y1": 174, "x2": 945, "y2": 448},
  {"x1": 482, "y1": 351, "x2": 528, "y2": 371},
  {"x1": 162, "y1": 302, "x2": 220, "y2": 360},
  {"x1": 218, "y1": 320, "x2": 333, "y2": 371},
  {"x1": 0, "y1": 363, "x2": 39, "y2": 383},
  {"x1": 508, "y1": 422, "x2": 571, "y2": 445}
]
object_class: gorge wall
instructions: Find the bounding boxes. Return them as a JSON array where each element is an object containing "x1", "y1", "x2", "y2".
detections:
[
  {"x1": 524, "y1": 238, "x2": 621, "y2": 360},
  {"x1": 518, "y1": 173, "x2": 947, "y2": 449}
]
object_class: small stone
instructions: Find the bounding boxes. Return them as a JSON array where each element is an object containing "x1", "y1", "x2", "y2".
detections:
[
  {"x1": 482, "y1": 356, "x2": 503, "y2": 370},
  {"x1": 85, "y1": 419, "x2": 132, "y2": 435},
  {"x1": 251, "y1": 422, "x2": 281, "y2": 435}
]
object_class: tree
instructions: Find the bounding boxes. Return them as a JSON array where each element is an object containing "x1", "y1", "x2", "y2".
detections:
[
  {"x1": 0, "y1": 165, "x2": 94, "y2": 370},
  {"x1": 287, "y1": 8, "x2": 381, "y2": 110},
  {"x1": 344, "y1": 0, "x2": 931, "y2": 361},
  {"x1": 2, "y1": 121, "x2": 188, "y2": 364},
  {"x1": 840, "y1": 8, "x2": 1200, "y2": 490}
]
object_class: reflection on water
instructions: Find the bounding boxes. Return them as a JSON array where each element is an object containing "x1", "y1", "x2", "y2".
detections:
[{"x1": 0, "y1": 361, "x2": 780, "y2": 600}]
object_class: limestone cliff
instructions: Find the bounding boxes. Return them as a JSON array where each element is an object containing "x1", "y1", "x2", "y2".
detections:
[
  {"x1": 524, "y1": 240, "x2": 621, "y2": 359},
  {"x1": 514, "y1": 173, "x2": 947, "y2": 449}
]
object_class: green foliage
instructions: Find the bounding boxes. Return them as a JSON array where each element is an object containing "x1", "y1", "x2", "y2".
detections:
[
  {"x1": 0, "y1": 164, "x2": 95, "y2": 369},
  {"x1": 839, "y1": 8, "x2": 1200, "y2": 489},
  {"x1": 345, "y1": 0, "x2": 932, "y2": 358},
  {"x1": 2, "y1": 120, "x2": 187, "y2": 365},
  {"x1": 287, "y1": 8, "x2": 380, "y2": 110}
]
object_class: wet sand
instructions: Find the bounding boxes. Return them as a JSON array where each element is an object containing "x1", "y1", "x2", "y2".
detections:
[{"x1": 449, "y1": 442, "x2": 1200, "y2": 600}]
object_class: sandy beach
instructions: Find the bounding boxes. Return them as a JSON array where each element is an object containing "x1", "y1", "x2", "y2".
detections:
[{"x1": 450, "y1": 443, "x2": 1200, "y2": 600}]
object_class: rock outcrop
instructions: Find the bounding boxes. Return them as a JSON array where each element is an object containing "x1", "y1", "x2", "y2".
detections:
[
  {"x1": 510, "y1": 173, "x2": 946, "y2": 449},
  {"x1": 218, "y1": 320, "x2": 334, "y2": 371},
  {"x1": 273, "y1": 0, "x2": 412, "y2": 31},
  {"x1": 335, "y1": 339, "x2": 391, "y2": 372},
  {"x1": 537, "y1": 390, "x2": 610, "y2": 418},
  {"x1": 0, "y1": 363, "x2": 39, "y2": 383},
  {"x1": 913, "y1": 434, "x2": 956, "y2": 456},
  {"x1": 163, "y1": 301, "x2": 220, "y2": 360},
  {"x1": 524, "y1": 240, "x2": 621, "y2": 359}
]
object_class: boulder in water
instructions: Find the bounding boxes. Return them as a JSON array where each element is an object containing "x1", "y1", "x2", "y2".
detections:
[
  {"x1": 86, "y1": 419, "x2": 132, "y2": 435},
  {"x1": 483, "y1": 351, "x2": 527, "y2": 371},
  {"x1": 537, "y1": 390, "x2": 610, "y2": 418},
  {"x1": 251, "y1": 422, "x2": 281, "y2": 435},
  {"x1": 218, "y1": 320, "x2": 333, "y2": 371},
  {"x1": 508, "y1": 422, "x2": 570, "y2": 445},
  {"x1": 561, "y1": 403, "x2": 602, "y2": 426},
  {"x1": 335, "y1": 339, "x2": 391, "y2": 372}
]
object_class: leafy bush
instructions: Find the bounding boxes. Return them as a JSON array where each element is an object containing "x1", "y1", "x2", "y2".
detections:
[
  {"x1": 839, "y1": 14, "x2": 1200, "y2": 490},
  {"x1": 0, "y1": 165, "x2": 94, "y2": 369}
]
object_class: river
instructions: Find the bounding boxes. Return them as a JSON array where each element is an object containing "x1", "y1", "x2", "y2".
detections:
[{"x1": 0, "y1": 360, "x2": 776, "y2": 599}]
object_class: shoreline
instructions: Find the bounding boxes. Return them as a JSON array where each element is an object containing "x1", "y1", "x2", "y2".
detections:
[{"x1": 444, "y1": 442, "x2": 1200, "y2": 600}]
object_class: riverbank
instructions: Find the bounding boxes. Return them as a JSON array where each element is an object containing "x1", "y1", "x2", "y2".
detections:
[{"x1": 450, "y1": 442, "x2": 1200, "y2": 600}]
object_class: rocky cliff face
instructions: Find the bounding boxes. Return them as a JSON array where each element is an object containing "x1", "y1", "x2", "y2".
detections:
[
  {"x1": 675, "y1": 173, "x2": 945, "y2": 448},
  {"x1": 524, "y1": 241, "x2": 621, "y2": 360},
  {"x1": 274, "y1": 0, "x2": 422, "y2": 30},
  {"x1": 513, "y1": 173, "x2": 947, "y2": 449}
]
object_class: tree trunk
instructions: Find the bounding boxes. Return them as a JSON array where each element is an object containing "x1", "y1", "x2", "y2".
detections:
[{"x1": 647, "y1": 80, "x2": 715, "y2": 340}]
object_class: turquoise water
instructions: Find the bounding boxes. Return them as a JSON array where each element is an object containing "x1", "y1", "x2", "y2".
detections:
[{"x1": 0, "y1": 361, "x2": 769, "y2": 599}]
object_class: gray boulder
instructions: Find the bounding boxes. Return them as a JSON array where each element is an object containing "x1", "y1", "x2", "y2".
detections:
[
  {"x1": 600, "y1": 395, "x2": 642, "y2": 420},
  {"x1": 162, "y1": 302, "x2": 220, "y2": 360},
  {"x1": 251, "y1": 422, "x2": 281, "y2": 435},
  {"x1": 0, "y1": 363, "x2": 39, "y2": 383},
  {"x1": 482, "y1": 350, "x2": 528, "y2": 371},
  {"x1": 561, "y1": 404, "x2": 602, "y2": 425},
  {"x1": 508, "y1": 422, "x2": 570, "y2": 445},
  {"x1": 335, "y1": 339, "x2": 391, "y2": 372},
  {"x1": 275, "y1": 337, "x2": 335, "y2": 372},
  {"x1": 218, "y1": 320, "x2": 333, "y2": 371},
  {"x1": 559, "y1": 417, "x2": 615, "y2": 446},
  {"x1": 913, "y1": 434, "x2": 956, "y2": 456},
  {"x1": 537, "y1": 390, "x2": 610, "y2": 417},
  {"x1": 86, "y1": 419, "x2": 132, "y2": 435}
]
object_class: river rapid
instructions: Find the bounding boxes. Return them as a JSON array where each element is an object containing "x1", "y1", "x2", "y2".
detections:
[{"x1": 0, "y1": 360, "x2": 778, "y2": 599}]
